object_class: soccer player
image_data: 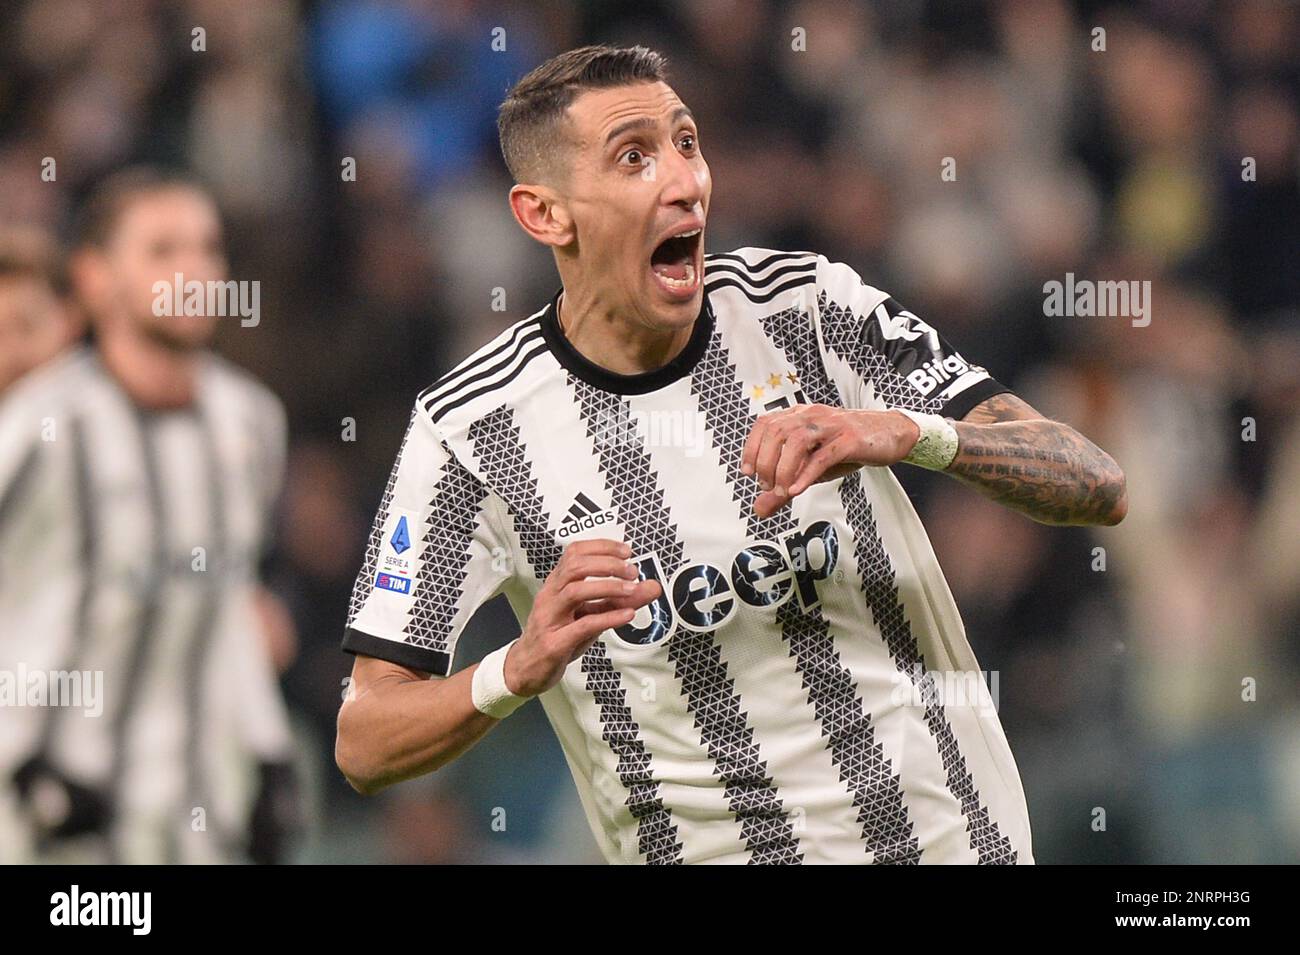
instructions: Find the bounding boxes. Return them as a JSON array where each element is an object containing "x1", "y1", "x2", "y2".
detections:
[
  {"x1": 336, "y1": 46, "x2": 1127, "y2": 864},
  {"x1": 0, "y1": 168, "x2": 300, "y2": 864}
]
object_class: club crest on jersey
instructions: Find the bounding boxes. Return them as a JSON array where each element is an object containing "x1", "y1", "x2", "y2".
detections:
[
  {"x1": 557, "y1": 492, "x2": 617, "y2": 541},
  {"x1": 612, "y1": 519, "x2": 840, "y2": 647}
]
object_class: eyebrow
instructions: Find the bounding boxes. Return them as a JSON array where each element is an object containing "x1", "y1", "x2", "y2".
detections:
[{"x1": 603, "y1": 106, "x2": 695, "y2": 148}]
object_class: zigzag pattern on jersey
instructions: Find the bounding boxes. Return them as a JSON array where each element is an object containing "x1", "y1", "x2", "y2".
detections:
[
  {"x1": 571, "y1": 379, "x2": 804, "y2": 865},
  {"x1": 816, "y1": 292, "x2": 944, "y2": 413},
  {"x1": 466, "y1": 404, "x2": 684, "y2": 865},
  {"x1": 758, "y1": 301, "x2": 1017, "y2": 863},
  {"x1": 839, "y1": 474, "x2": 1018, "y2": 864},
  {"x1": 402, "y1": 449, "x2": 491, "y2": 657},
  {"x1": 693, "y1": 307, "x2": 921, "y2": 864},
  {"x1": 346, "y1": 406, "x2": 417, "y2": 629}
]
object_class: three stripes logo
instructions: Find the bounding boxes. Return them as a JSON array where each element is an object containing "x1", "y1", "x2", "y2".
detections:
[{"x1": 557, "y1": 492, "x2": 617, "y2": 540}]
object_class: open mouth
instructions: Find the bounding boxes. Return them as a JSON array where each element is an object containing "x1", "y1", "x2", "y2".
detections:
[{"x1": 650, "y1": 226, "x2": 703, "y2": 297}]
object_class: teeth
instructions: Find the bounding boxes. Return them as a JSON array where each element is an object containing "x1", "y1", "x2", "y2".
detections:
[
  {"x1": 656, "y1": 262, "x2": 696, "y2": 289},
  {"x1": 673, "y1": 228, "x2": 701, "y2": 239}
]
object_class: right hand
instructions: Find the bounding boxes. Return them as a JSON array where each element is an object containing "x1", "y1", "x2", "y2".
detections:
[{"x1": 504, "y1": 538, "x2": 661, "y2": 697}]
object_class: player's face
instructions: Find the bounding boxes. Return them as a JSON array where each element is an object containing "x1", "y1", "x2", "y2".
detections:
[
  {"x1": 101, "y1": 187, "x2": 227, "y2": 352},
  {"x1": 563, "y1": 81, "x2": 710, "y2": 330},
  {"x1": 0, "y1": 275, "x2": 70, "y2": 392}
]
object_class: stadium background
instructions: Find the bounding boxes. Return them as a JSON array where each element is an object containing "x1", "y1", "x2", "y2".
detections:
[{"x1": 1, "y1": 0, "x2": 1298, "y2": 863}]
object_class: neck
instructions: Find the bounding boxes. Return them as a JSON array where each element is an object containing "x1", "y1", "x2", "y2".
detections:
[
  {"x1": 96, "y1": 323, "x2": 202, "y2": 410},
  {"x1": 557, "y1": 287, "x2": 695, "y2": 376}
]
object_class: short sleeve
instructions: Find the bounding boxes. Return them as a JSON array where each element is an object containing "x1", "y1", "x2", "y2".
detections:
[
  {"x1": 811, "y1": 255, "x2": 1011, "y2": 420},
  {"x1": 342, "y1": 402, "x2": 511, "y2": 677}
]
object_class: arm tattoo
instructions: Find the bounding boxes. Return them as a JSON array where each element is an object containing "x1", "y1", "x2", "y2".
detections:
[{"x1": 942, "y1": 394, "x2": 1128, "y2": 526}]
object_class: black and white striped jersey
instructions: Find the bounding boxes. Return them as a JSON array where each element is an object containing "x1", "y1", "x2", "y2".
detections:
[
  {"x1": 0, "y1": 345, "x2": 294, "y2": 863},
  {"x1": 343, "y1": 248, "x2": 1035, "y2": 864}
]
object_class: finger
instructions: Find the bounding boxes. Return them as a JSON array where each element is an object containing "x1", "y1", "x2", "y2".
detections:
[
  {"x1": 752, "y1": 417, "x2": 791, "y2": 491},
  {"x1": 773, "y1": 425, "x2": 816, "y2": 496},
  {"x1": 577, "y1": 571, "x2": 665, "y2": 615},
  {"x1": 549, "y1": 554, "x2": 639, "y2": 591},
  {"x1": 561, "y1": 608, "x2": 638, "y2": 663},
  {"x1": 561, "y1": 537, "x2": 633, "y2": 560},
  {"x1": 740, "y1": 414, "x2": 770, "y2": 477},
  {"x1": 561, "y1": 574, "x2": 659, "y2": 610},
  {"x1": 558, "y1": 605, "x2": 640, "y2": 664},
  {"x1": 568, "y1": 554, "x2": 641, "y2": 580},
  {"x1": 787, "y1": 436, "x2": 845, "y2": 497},
  {"x1": 539, "y1": 557, "x2": 638, "y2": 632},
  {"x1": 573, "y1": 598, "x2": 620, "y2": 619},
  {"x1": 559, "y1": 576, "x2": 643, "y2": 610},
  {"x1": 753, "y1": 487, "x2": 792, "y2": 519},
  {"x1": 573, "y1": 578, "x2": 662, "y2": 618},
  {"x1": 560, "y1": 606, "x2": 639, "y2": 647}
]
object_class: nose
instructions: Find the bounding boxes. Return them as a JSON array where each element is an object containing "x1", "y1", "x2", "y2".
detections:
[{"x1": 659, "y1": 145, "x2": 706, "y2": 211}]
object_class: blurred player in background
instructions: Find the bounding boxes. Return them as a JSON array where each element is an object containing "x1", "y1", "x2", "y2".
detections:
[
  {"x1": 336, "y1": 46, "x2": 1127, "y2": 864},
  {"x1": 0, "y1": 227, "x2": 78, "y2": 395},
  {"x1": 0, "y1": 167, "x2": 300, "y2": 863}
]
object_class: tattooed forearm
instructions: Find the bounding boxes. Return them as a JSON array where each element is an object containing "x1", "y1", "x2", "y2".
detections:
[{"x1": 941, "y1": 397, "x2": 1127, "y2": 526}]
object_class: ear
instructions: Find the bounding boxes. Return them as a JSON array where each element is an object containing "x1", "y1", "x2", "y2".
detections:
[{"x1": 508, "y1": 183, "x2": 575, "y2": 249}]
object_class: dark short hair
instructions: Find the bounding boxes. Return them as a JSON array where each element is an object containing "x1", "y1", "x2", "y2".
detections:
[
  {"x1": 72, "y1": 165, "x2": 212, "y2": 249},
  {"x1": 497, "y1": 44, "x2": 669, "y2": 183}
]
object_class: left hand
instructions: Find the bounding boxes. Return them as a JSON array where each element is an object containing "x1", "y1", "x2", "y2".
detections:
[{"x1": 740, "y1": 405, "x2": 920, "y2": 518}]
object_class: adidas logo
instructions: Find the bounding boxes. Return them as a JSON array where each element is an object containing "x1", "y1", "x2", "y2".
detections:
[{"x1": 557, "y1": 492, "x2": 617, "y2": 540}]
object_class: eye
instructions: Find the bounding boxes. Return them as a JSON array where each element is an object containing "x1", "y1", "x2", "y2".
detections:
[
  {"x1": 619, "y1": 147, "x2": 645, "y2": 167},
  {"x1": 678, "y1": 133, "x2": 697, "y2": 152}
]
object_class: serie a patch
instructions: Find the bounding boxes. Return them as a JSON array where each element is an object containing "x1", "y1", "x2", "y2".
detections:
[{"x1": 374, "y1": 508, "x2": 419, "y2": 595}]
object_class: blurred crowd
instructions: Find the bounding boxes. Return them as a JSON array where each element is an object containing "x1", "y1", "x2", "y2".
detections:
[{"x1": 1, "y1": 0, "x2": 1297, "y2": 863}]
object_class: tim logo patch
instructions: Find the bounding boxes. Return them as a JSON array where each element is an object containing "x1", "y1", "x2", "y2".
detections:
[{"x1": 374, "y1": 571, "x2": 412, "y2": 595}]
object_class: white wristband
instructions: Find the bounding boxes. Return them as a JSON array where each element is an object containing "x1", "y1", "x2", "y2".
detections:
[
  {"x1": 471, "y1": 639, "x2": 529, "y2": 719},
  {"x1": 894, "y1": 408, "x2": 960, "y2": 471}
]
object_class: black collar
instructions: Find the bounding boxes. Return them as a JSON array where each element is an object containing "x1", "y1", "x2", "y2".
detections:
[{"x1": 539, "y1": 287, "x2": 714, "y2": 395}]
